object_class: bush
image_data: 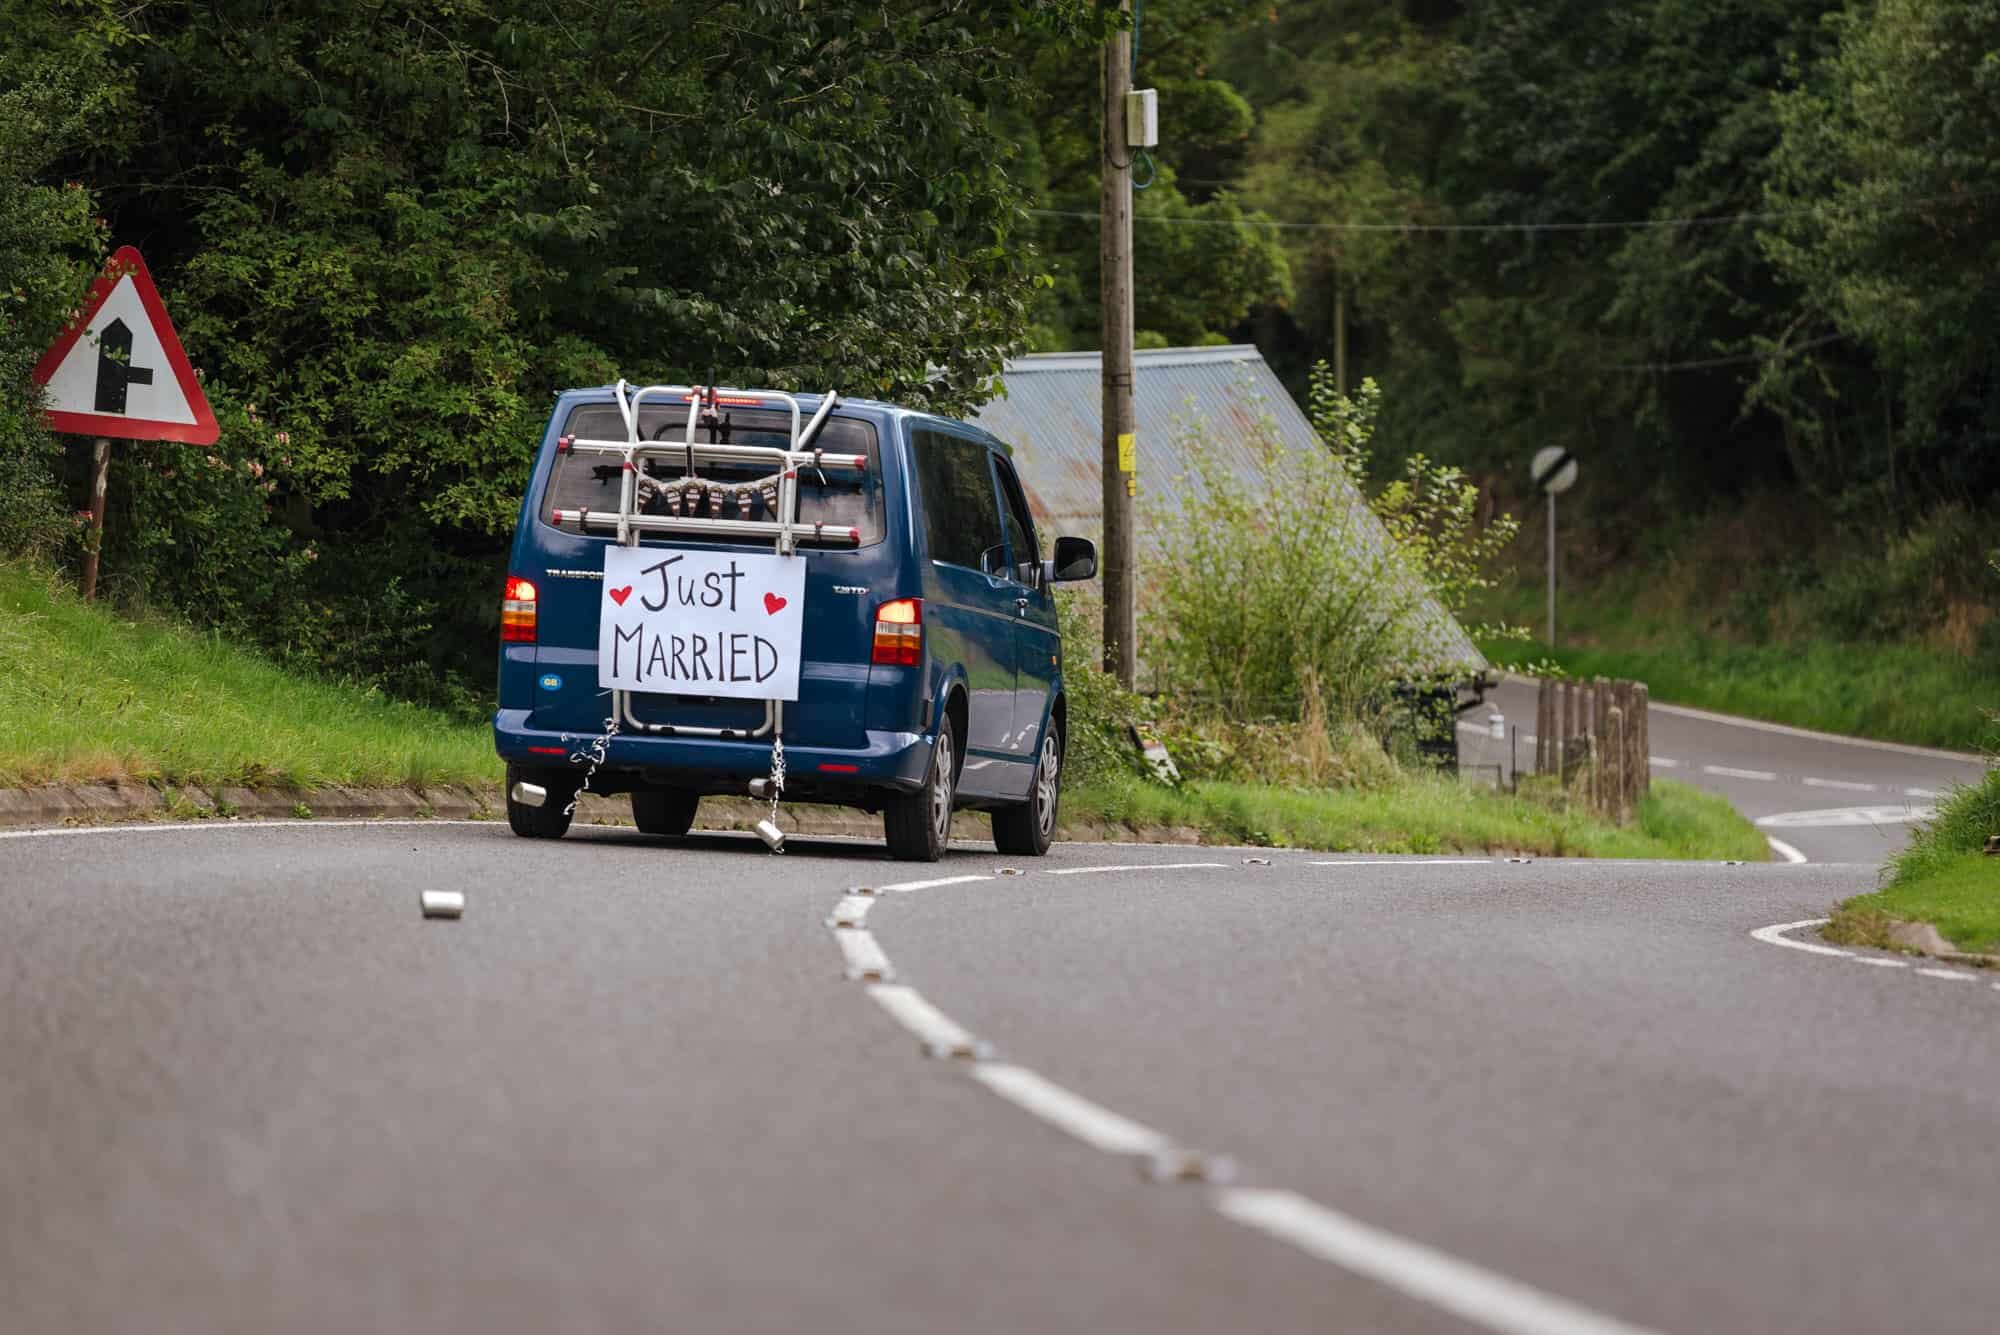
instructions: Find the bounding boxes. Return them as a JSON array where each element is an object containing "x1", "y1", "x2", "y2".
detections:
[{"x1": 1145, "y1": 365, "x2": 1516, "y2": 728}]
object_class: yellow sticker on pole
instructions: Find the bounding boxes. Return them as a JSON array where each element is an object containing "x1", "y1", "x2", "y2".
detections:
[{"x1": 1117, "y1": 432, "x2": 1136, "y2": 473}]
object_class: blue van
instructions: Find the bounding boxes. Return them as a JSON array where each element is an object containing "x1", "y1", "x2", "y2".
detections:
[{"x1": 493, "y1": 382, "x2": 1097, "y2": 860}]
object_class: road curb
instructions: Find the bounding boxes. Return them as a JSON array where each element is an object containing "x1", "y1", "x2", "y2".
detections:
[{"x1": 0, "y1": 782, "x2": 1214, "y2": 847}]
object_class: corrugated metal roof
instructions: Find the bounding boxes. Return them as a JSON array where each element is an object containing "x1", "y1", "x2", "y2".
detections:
[{"x1": 971, "y1": 344, "x2": 1487, "y2": 676}]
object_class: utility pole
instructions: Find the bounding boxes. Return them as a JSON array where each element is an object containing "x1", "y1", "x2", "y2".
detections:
[{"x1": 1100, "y1": 0, "x2": 1137, "y2": 687}]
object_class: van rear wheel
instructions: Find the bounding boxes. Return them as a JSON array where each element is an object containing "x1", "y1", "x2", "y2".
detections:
[
  {"x1": 993, "y1": 722, "x2": 1061, "y2": 857},
  {"x1": 506, "y1": 764, "x2": 578, "y2": 839},
  {"x1": 631, "y1": 789, "x2": 699, "y2": 837},
  {"x1": 885, "y1": 718, "x2": 958, "y2": 861}
]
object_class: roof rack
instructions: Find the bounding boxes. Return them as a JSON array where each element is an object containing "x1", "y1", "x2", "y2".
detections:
[
  {"x1": 563, "y1": 379, "x2": 851, "y2": 748},
  {"x1": 549, "y1": 379, "x2": 863, "y2": 555}
]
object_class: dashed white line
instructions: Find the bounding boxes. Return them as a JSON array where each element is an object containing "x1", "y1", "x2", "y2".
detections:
[
  {"x1": 967, "y1": 1063, "x2": 1173, "y2": 1156},
  {"x1": 1915, "y1": 968, "x2": 1978, "y2": 983},
  {"x1": 866, "y1": 984, "x2": 986, "y2": 1059},
  {"x1": 1045, "y1": 862, "x2": 1228, "y2": 876},
  {"x1": 834, "y1": 929, "x2": 894, "y2": 981},
  {"x1": 874, "y1": 873, "x2": 993, "y2": 894},
  {"x1": 1214, "y1": 1190, "x2": 1665, "y2": 1335},
  {"x1": 1749, "y1": 918, "x2": 1848, "y2": 957},
  {"x1": 1764, "y1": 837, "x2": 1807, "y2": 865},
  {"x1": 1906, "y1": 788, "x2": 1940, "y2": 800},
  {"x1": 827, "y1": 894, "x2": 875, "y2": 928},
  {"x1": 1648, "y1": 756, "x2": 1681, "y2": 769},
  {"x1": 1849, "y1": 957, "x2": 1909, "y2": 969},
  {"x1": 1704, "y1": 765, "x2": 1777, "y2": 781},
  {"x1": 1803, "y1": 777, "x2": 1878, "y2": 793}
]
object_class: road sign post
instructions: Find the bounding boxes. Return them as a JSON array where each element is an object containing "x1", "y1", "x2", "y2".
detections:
[
  {"x1": 30, "y1": 247, "x2": 218, "y2": 600},
  {"x1": 1530, "y1": 446, "x2": 1578, "y2": 650}
]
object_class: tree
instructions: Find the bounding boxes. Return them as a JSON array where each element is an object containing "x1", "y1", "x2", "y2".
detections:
[{"x1": 1760, "y1": 0, "x2": 2000, "y2": 507}]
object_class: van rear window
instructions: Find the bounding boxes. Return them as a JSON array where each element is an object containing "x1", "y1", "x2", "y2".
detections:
[{"x1": 540, "y1": 404, "x2": 883, "y2": 545}]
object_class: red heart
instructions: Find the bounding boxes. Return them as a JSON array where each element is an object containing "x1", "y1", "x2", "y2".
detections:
[
  {"x1": 608, "y1": 585, "x2": 633, "y2": 606},
  {"x1": 763, "y1": 592, "x2": 787, "y2": 615}
]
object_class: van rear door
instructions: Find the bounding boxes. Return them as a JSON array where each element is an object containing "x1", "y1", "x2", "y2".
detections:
[{"x1": 526, "y1": 399, "x2": 888, "y2": 749}]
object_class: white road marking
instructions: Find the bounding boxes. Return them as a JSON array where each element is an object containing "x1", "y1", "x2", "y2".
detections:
[
  {"x1": 834, "y1": 929, "x2": 894, "y2": 981},
  {"x1": 1756, "y1": 804, "x2": 1935, "y2": 829},
  {"x1": 832, "y1": 856, "x2": 1695, "y2": 1335},
  {"x1": 1214, "y1": 1189, "x2": 1665, "y2": 1335},
  {"x1": 1803, "y1": 777, "x2": 1877, "y2": 793},
  {"x1": 1310, "y1": 859, "x2": 1492, "y2": 866},
  {"x1": 1849, "y1": 957, "x2": 1909, "y2": 969},
  {"x1": 1703, "y1": 765, "x2": 1776, "y2": 781},
  {"x1": 1749, "y1": 919, "x2": 1848, "y2": 957},
  {"x1": 875, "y1": 874, "x2": 993, "y2": 894},
  {"x1": 827, "y1": 895, "x2": 874, "y2": 928},
  {"x1": 1045, "y1": 862, "x2": 1228, "y2": 876},
  {"x1": 1915, "y1": 968, "x2": 1977, "y2": 983},
  {"x1": 1906, "y1": 788, "x2": 1940, "y2": 799},
  {"x1": 967, "y1": 1064, "x2": 1172, "y2": 1156},
  {"x1": 0, "y1": 817, "x2": 496, "y2": 840},
  {"x1": 1648, "y1": 756, "x2": 1680, "y2": 768},
  {"x1": 866, "y1": 984, "x2": 985, "y2": 1059},
  {"x1": 1764, "y1": 837, "x2": 1808, "y2": 865}
]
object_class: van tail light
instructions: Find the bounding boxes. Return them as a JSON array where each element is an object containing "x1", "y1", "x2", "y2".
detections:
[
  {"x1": 871, "y1": 598, "x2": 922, "y2": 666},
  {"x1": 501, "y1": 575, "x2": 538, "y2": 643}
]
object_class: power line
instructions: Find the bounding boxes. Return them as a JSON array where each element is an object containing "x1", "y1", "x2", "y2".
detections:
[
  {"x1": 1028, "y1": 192, "x2": 1995, "y2": 235},
  {"x1": 1597, "y1": 331, "x2": 1849, "y2": 373}
]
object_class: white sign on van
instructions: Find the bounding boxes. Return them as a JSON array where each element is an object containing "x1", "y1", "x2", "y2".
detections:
[{"x1": 597, "y1": 546, "x2": 807, "y2": 701}]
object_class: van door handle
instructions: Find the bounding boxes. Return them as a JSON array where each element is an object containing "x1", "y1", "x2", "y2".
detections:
[{"x1": 1014, "y1": 596, "x2": 1029, "y2": 614}]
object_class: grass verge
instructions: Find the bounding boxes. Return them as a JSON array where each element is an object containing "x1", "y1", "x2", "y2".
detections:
[
  {"x1": 1827, "y1": 771, "x2": 2000, "y2": 954},
  {"x1": 1064, "y1": 774, "x2": 1768, "y2": 860},
  {"x1": 1484, "y1": 634, "x2": 1993, "y2": 755},
  {"x1": 2, "y1": 557, "x2": 1766, "y2": 860},
  {"x1": 0, "y1": 561, "x2": 495, "y2": 789}
]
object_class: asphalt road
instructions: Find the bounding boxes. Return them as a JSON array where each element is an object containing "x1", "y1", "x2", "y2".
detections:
[
  {"x1": 1462, "y1": 679, "x2": 1990, "y2": 863},
  {"x1": 7, "y1": 821, "x2": 1999, "y2": 1334}
]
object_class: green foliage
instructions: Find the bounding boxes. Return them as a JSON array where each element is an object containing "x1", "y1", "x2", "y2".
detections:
[
  {"x1": 1760, "y1": 0, "x2": 2000, "y2": 504},
  {"x1": 1054, "y1": 588, "x2": 1157, "y2": 786},
  {"x1": 0, "y1": 2, "x2": 133, "y2": 561},
  {"x1": 1146, "y1": 367, "x2": 1514, "y2": 725},
  {"x1": 1, "y1": 0, "x2": 1116, "y2": 700}
]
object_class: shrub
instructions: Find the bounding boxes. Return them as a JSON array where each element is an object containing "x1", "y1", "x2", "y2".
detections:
[{"x1": 1145, "y1": 365, "x2": 1517, "y2": 729}]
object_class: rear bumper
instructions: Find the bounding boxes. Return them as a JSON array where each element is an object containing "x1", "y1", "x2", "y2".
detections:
[{"x1": 493, "y1": 709, "x2": 934, "y2": 794}]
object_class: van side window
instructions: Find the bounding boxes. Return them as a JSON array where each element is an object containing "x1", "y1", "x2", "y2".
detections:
[
  {"x1": 913, "y1": 429, "x2": 1004, "y2": 572},
  {"x1": 992, "y1": 454, "x2": 1040, "y2": 578}
]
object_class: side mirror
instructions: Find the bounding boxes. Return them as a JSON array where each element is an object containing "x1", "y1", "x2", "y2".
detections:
[{"x1": 1042, "y1": 535, "x2": 1097, "y2": 584}]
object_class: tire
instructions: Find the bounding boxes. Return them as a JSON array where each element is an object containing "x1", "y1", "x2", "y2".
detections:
[
  {"x1": 506, "y1": 763, "x2": 578, "y2": 839},
  {"x1": 993, "y1": 720, "x2": 1061, "y2": 857},
  {"x1": 631, "y1": 788, "x2": 699, "y2": 837},
  {"x1": 884, "y1": 715, "x2": 958, "y2": 862}
]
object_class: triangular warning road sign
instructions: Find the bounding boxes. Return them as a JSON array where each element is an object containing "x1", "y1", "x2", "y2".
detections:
[{"x1": 30, "y1": 246, "x2": 219, "y2": 445}]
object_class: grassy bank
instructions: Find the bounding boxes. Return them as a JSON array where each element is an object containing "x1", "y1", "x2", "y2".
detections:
[
  {"x1": 1477, "y1": 500, "x2": 1996, "y2": 753},
  {"x1": 1066, "y1": 773, "x2": 1767, "y2": 861},
  {"x1": 1828, "y1": 772, "x2": 2000, "y2": 954},
  {"x1": 1482, "y1": 634, "x2": 1993, "y2": 754},
  {"x1": 2, "y1": 558, "x2": 1766, "y2": 859},
  {"x1": 0, "y1": 562, "x2": 495, "y2": 789}
]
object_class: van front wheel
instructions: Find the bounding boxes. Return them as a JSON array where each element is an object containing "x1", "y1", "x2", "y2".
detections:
[
  {"x1": 885, "y1": 718, "x2": 957, "y2": 862},
  {"x1": 992, "y1": 722, "x2": 1061, "y2": 857}
]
